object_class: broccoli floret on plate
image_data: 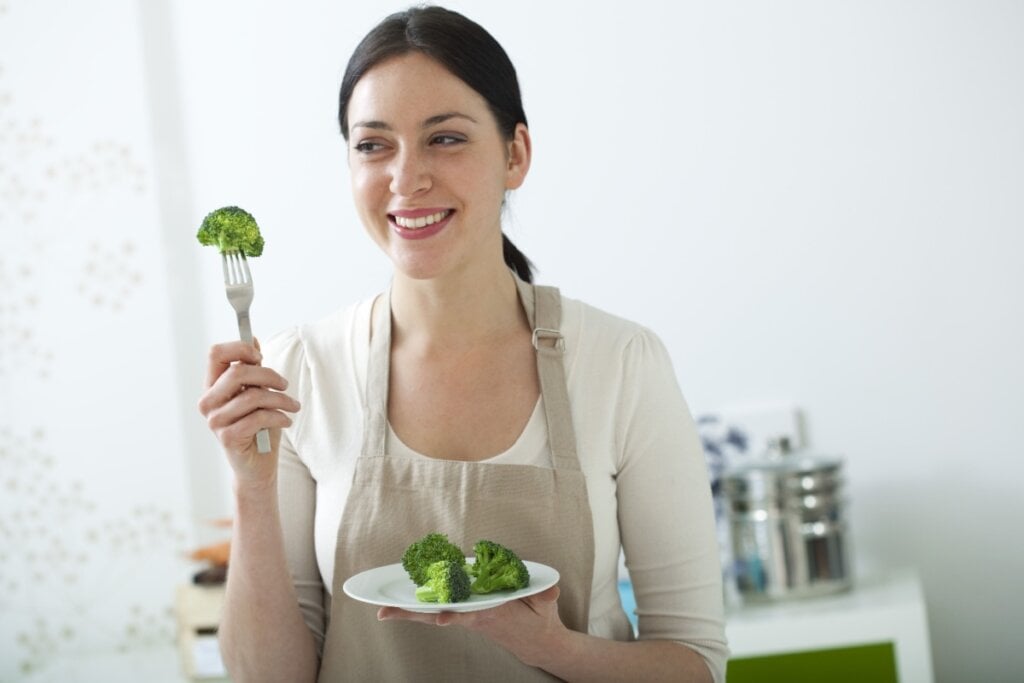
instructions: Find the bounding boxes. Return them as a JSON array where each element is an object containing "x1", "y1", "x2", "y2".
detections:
[
  {"x1": 469, "y1": 540, "x2": 530, "y2": 594},
  {"x1": 402, "y1": 532, "x2": 466, "y2": 587},
  {"x1": 414, "y1": 560, "x2": 472, "y2": 604}
]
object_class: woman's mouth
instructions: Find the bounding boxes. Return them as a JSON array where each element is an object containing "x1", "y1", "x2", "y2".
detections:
[{"x1": 388, "y1": 209, "x2": 454, "y2": 240}]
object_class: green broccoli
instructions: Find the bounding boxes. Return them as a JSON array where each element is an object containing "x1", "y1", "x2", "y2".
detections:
[
  {"x1": 196, "y1": 205, "x2": 265, "y2": 257},
  {"x1": 414, "y1": 559, "x2": 472, "y2": 604},
  {"x1": 468, "y1": 540, "x2": 530, "y2": 595},
  {"x1": 402, "y1": 532, "x2": 466, "y2": 586}
]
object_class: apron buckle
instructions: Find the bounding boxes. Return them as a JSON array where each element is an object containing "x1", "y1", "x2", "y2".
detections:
[{"x1": 532, "y1": 327, "x2": 565, "y2": 351}]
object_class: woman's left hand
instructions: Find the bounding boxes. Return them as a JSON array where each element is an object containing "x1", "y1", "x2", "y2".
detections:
[{"x1": 377, "y1": 586, "x2": 568, "y2": 669}]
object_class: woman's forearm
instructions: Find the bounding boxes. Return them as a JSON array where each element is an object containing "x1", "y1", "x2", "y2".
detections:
[
  {"x1": 219, "y1": 479, "x2": 319, "y2": 683},
  {"x1": 534, "y1": 632, "x2": 713, "y2": 683}
]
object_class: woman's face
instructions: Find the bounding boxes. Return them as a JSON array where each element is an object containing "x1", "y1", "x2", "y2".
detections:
[{"x1": 345, "y1": 52, "x2": 530, "y2": 282}]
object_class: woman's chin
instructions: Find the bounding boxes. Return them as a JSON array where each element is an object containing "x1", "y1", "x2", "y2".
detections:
[{"x1": 389, "y1": 253, "x2": 450, "y2": 282}]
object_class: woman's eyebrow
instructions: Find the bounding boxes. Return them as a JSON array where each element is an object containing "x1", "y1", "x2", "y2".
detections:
[
  {"x1": 351, "y1": 120, "x2": 391, "y2": 131},
  {"x1": 351, "y1": 111, "x2": 478, "y2": 132},
  {"x1": 422, "y1": 111, "x2": 478, "y2": 127}
]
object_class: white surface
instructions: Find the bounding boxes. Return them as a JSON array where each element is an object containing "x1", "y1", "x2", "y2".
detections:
[
  {"x1": 343, "y1": 560, "x2": 558, "y2": 613},
  {"x1": 726, "y1": 570, "x2": 934, "y2": 682},
  {"x1": 190, "y1": 635, "x2": 227, "y2": 678},
  {"x1": 17, "y1": 646, "x2": 190, "y2": 683}
]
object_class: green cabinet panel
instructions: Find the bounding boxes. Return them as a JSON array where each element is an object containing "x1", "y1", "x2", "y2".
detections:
[{"x1": 726, "y1": 642, "x2": 897, "y2": 683}]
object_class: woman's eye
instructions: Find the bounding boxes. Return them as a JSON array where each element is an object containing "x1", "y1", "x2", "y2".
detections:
[
  {"x1": 431, "y1": 134, "x2": 465, "y2": 146},
  {"x1": 354, "y1": 141, "x2": 384, "y2": 153}
]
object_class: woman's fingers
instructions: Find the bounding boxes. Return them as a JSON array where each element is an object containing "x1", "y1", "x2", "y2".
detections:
[
  {"x1": 199, "y1": 361, "x2": 290, "y2": 415},
  {"x1": 211, "y1": 406, "x2": 294, "y2": 446},
  {"x1": 521, "y1": 585, "x2": 560, "y2": 609},
  {"x1": 377, "y1": 607, "x2": 443, "y2": 625},
  {"x1": 205, "y1": 361, "x2": 289, "y2": 405},
  {"x1": 204, "y1": 341, "x2": 263, "y2": 389},
  {"x1": 197, "y1": 338, "x2": 298, "y2": 479},
  {"x1": 381, "y1": 585, "x2": 563, "y2": 629},
  {"x1": 204, "y1": 386, "x2": 300, "y2": 432},
  {"x1": 198, "y1": 340, "x2": 300, "y2": 450}
]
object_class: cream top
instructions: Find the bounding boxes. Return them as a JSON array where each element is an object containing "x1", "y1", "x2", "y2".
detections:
[{"x1": 266, "y1": 290, "x2": 729, "y2": 682}]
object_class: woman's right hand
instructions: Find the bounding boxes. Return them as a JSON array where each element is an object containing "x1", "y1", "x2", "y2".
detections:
[{"x1": 197, "y1": 340, "x2": 301, "y2": 487}]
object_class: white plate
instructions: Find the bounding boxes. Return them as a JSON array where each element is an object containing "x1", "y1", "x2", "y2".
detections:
[{"x1": 342, "y1": 559, "x2": 559, "y2": 613}]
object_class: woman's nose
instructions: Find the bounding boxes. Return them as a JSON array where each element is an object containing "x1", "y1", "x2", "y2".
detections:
[{"x1": 389, "y1": 148, "x2": 431, "y2": 197}]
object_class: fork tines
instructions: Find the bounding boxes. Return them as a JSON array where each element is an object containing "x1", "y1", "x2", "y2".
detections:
[{"x1": 221, "y1": 250, "x2": 252, "y2": 286}]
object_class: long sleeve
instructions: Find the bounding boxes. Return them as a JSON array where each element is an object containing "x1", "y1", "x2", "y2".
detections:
[
  {"x1": 614, "y1": 328, "x2": 729, "y2": 682},
  {"x1": 263, "y1": 328, "x2": 328, "y2": 656}
]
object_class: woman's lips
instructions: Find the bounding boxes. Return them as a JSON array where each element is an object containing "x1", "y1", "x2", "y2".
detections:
[{"x1": 388, "y1": 209, "x2": 454, "y2": 240}]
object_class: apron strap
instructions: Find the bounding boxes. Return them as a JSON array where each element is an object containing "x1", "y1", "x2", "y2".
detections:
[
  {"x1": 363, "y1": 275, "x2": 581, "y2": 473},
  {"x1": 515, "y1": 278, "x2": 581, "y2": 473},
  {"x1": 362, "y1": 289, "x2": 391, "y2": 459}
]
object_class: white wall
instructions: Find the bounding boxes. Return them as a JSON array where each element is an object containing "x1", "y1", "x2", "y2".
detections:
[
  {"x1": 3, "y1": 1, "x2": 1019, "y2": 681},
  {"x1": 0, "y1": 0, "x2": 196, "y2": 678}
]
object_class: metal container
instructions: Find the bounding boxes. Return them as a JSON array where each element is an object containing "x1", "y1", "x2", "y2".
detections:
[{"x1": 722, "y1": 441, "x2": 852, "y2": 601}]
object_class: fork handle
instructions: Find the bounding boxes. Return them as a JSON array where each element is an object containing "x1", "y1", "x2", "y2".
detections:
[
  {"x1": 254, "y1": 428, "x2": 272, "y2": 454},
  {"x1": 235, "y1": 312, "x2": 272, "y2": 454},
  {"x1": 236, "y1": 312, "x2": 254, "y2": 345}
]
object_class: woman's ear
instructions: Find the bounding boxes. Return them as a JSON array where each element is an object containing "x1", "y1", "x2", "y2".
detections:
[{"x1": 505, "y1": 123, "x2": 532, "y2": 190}]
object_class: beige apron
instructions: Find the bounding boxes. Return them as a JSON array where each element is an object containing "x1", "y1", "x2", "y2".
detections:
[{"x1": 318, "y1": 279, "x2": 596, "y2": 682}]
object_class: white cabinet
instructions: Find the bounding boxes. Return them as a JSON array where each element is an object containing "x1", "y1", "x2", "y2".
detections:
[{"x1": 725, "y1": 570, "x2": 934, "y2": 682}]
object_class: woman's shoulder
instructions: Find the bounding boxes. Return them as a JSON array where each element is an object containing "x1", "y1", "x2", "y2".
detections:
[
  {"x1": 560, "y1": 291, "x2": 665, "y2": 357},
  {"x1": 261, "y1": 296, "x2": 376, "y2": 371},
  {"x1": 555, "y1": 290, "x2": 680, "y2": 394}
]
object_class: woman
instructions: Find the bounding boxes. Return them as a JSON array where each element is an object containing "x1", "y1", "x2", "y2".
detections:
[{"x1": 198, "y1": 6, "x2": 728, "y2": 682}]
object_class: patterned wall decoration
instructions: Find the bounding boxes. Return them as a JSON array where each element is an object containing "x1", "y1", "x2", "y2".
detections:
[
  {"x1": 0, "y1": 428, "x2": 187, "y2": 676},
  {"x1": 77, "y1": 241, "x2": 145, "y2": 312},
  {"x1": 0, "y1": 43, "x2": 55, "y2": 386},
  {"x1": 0, "y1": 1, "x2": 196, "y2": 679},
  {"x1": 0, "y1": 256, "x2": 51, "y2": 380}
]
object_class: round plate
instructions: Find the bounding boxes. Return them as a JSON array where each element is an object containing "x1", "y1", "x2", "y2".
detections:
[{"x1": 342, "y1": 559, "x2": 559, "y2": 613}]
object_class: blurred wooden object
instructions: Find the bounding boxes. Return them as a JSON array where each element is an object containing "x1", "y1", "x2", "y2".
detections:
[
  {"x1": 174, "y1": 583, "x2": 228, "y2": 681},
  {"x1": 189, "y1": 540, "x2": 230, "y2": 568}
]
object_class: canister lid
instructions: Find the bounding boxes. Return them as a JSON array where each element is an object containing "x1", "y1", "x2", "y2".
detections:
[{"x1": 721, "y1": 442, "x2": 844, "y2": 500}]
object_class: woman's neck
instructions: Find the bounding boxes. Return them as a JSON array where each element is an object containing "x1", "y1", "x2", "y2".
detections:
[{"x1": 389, "y1": 260, "x2": 526, "y2": 351}]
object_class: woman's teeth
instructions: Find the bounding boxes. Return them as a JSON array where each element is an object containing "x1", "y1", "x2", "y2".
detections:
[{"x1": 393, "y1": 210, "x2": 451, "y2": 229}]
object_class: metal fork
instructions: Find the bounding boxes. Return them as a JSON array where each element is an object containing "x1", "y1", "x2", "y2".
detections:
[{"x1": 222, "y1": 250, "x2": 271, "y2": 453}]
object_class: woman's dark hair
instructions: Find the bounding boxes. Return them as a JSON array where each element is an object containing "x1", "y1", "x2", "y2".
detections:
[{"x1": 338, "y1": 5, "x2": 535, "y2": 282}]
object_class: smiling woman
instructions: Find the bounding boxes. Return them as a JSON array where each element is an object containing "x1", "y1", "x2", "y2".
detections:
[
  {"x1": 337, "y1": 7, "x2": 536, "y2": 284},
  {"x1": 343, "y1": 51, "x2": 531, "y2": 283},
  {"x1": 197, "y1": 6, "x2": 728, "y2": 683}
]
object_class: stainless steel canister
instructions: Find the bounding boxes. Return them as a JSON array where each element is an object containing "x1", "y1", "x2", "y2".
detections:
[{"x1": 722, "y1": 443, "x2": 852, "y2": 601}]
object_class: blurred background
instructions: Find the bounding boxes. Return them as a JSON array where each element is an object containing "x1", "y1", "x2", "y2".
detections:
[{"x1": 1, "y1": 0, "x2": 1021, "y2": 681}]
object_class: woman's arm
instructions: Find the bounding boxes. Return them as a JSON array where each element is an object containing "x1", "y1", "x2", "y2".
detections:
[
  {"x1": 542, "y1": 633, "x2": 712, "y2": 683},
  {"x1": 379, "y1": 587, "x2": 712, "y2": 682},
  {"x1": 198, "y1": 340, "x2": 317, "y2": 682},
  {"x1": 613, "y1": 329, "x2": 729, "y2": 681},
  {"x1": 219, "y1": 478, "x2": 319, "y2": 683}
]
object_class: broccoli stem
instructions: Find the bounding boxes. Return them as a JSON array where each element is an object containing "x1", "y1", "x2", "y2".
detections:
[{"x1": 415, "y1": 585, "x2": 441, "y2": 603}]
